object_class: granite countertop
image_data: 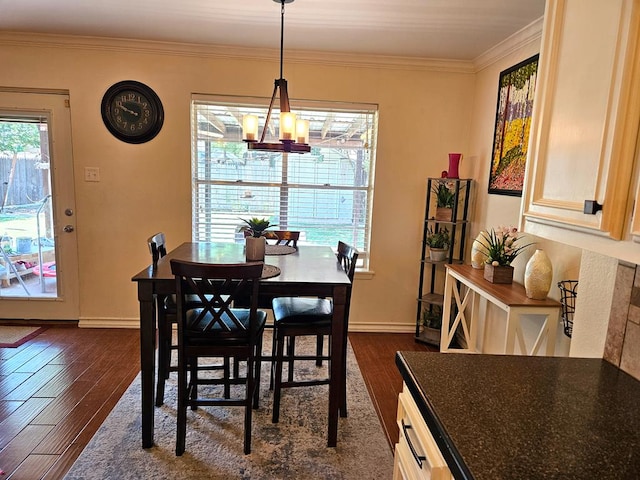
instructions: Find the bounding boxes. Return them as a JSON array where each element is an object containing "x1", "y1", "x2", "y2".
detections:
[{"x1": 396, "y1": 351, "x2": 640, "y2": 480}]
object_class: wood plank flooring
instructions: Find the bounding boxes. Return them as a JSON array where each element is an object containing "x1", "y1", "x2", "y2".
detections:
[{"x1": 0, "y1": 326, "x2": 433, "y2": 479}]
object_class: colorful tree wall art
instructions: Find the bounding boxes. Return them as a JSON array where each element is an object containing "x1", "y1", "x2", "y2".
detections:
[{"x1": 488, "y1": 54, "x2": 539, "y2": 196}]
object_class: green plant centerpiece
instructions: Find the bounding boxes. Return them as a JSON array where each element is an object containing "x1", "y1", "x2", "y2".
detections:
[
  {"x1": 238, "y1": 217, "x2": 276, "y2": 261},
  {"x1": 238, "y1": 217, "x2": 276, "y2": 238}
]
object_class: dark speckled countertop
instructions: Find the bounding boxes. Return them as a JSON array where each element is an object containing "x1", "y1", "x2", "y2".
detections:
[{"x1": 396, "y1": 351, "x2": 640, "y2": 480}]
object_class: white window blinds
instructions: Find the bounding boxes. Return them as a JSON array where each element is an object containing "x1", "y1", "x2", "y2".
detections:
[{"x1": 191, "y1": 95, "x2": 378, "y2": 268}]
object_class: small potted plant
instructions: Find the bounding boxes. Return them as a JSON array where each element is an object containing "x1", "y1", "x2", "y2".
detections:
[
  {"x1": 426, "y1": 226, "x2": 450, "y2": 261},
  {"x1": 238, "y1": 217, "x2": 276, "y2": 261},
  {"x1": 432, "y1": 181, "x2": 456, "y2": 221},
  {"x1": 421, "y1": 305, "x2": 443, "y2": 346},
  {"x1": 474, "y1": 226, "x2": 533, "y2": 283}
]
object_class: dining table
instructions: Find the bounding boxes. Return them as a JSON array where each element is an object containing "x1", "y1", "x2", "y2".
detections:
[{"x1": 131, "y1": 242, "x2": 352, "y2": 449}]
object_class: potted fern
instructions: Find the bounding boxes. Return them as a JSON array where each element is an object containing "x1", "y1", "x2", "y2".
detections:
[
  {"x1": 426, "y1": 226, "x2": 450, "y2": 261},
  {"x1": 238, "y1": 217, "x2": 276, "y2": 261}
]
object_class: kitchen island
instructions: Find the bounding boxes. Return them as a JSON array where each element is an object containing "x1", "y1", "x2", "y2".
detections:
[{"x1": 395, "y1": 351, "x2": 640, "y2": 479}]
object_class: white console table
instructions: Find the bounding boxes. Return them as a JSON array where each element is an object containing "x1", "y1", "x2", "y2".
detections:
[{"x1": 441, "y1": 264, "x2": 561, "y2": 355}]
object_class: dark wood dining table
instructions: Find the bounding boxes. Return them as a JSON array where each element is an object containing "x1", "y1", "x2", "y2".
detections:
[{"x1": 131, "y1": 242, "x2": 351, "y2": 449}]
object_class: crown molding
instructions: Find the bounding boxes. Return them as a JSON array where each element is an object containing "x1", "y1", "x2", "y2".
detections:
[
  {"x1": 472, "y1": 16, "x2": 543, "y2": 72},
  {"x1": 0, "y1": 31, "x2": 475, "y2": 74}
]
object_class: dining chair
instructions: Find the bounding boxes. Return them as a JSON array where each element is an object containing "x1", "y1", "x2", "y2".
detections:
[
  {"x1": 170, "y1": 259, "x2": 267, "y2": 456},
  {"x1": 264, "y1": 230, "x2": 300, "y2": 247},
  {"x1": 270, "y1": 240, "x2": 358, "y2": 423},
  {"x1": 148, "y1": 233, "x2": 230, "y2": 407},
  {"x1": 147, "y1": 232, "x2": 176, "y2": 406}
]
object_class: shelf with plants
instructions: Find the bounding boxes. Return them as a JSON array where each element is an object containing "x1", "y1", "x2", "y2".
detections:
[{"x1": 416, "y1": 178, "x2": 472, "y2": 347}]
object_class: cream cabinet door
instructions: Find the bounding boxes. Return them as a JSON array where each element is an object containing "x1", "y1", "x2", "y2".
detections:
[{"x1": 522, "y1": 0, "x2": 640, "y2": 241}]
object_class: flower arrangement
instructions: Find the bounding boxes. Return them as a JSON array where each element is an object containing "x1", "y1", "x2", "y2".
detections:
[
  {"x1": 238, "y1": 217, "x2": 276, "y2": 238},
  {"x1": 474, "y1": 226, "x2": 532, "y2": 266},
  {"x1": 432, "y1": 181, "x2": 456, "y2": 208},
  {"x1": 426, "y1": 226, "x2": 450, "y2": 249}
]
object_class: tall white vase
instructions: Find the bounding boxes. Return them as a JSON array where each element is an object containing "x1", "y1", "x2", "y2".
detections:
[
  {"x1": 245, "y1": 236, "x2": 266, "y2": 261},
  {"x1": 524, "y1": 249, "x2": 553, "y2": 299},
  {"x1": 471, "y1": 231, "x2": 489, "y2": 269}
]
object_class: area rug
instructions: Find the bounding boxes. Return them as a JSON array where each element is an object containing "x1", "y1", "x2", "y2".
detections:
[
  {"x1": 0, "y1": 325, "x2": 47, "y2": 347},
  {"x1": 64, "y1": 335, "x2": 394, "y2": 480}
]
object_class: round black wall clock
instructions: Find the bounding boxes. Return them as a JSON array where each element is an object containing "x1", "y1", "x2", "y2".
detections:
[{"x1": 101, "y1": 80, "x2": 164, "y2": 144}]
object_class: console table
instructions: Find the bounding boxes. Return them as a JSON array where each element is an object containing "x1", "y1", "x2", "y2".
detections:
[{"x1": 441, "y1": 264, "x2": 561, "y2": 355}]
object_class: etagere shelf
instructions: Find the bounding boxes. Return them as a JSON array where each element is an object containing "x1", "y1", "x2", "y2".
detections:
[{"x1": 415, "y1": 177, "x2": 472, "y2": 346}]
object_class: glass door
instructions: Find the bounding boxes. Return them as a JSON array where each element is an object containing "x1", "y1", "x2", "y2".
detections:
[{"x1": 0, "y1": 90, "x2": 79, "y2": 320}]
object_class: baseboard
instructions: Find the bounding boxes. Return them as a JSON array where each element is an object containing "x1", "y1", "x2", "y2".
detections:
[
  {"x1": 348, "y1": 322, "x2": 415, "y2": 333},
  {"x1": 78, "y1": 318, "x2": 139, "y2": 329},
  {"x1": 78, "y1": 317, "x2": 416, "y2": 333}
]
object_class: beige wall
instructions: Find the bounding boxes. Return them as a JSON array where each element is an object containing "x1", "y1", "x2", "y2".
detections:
[
  {"x1": 0, "y1": 33, "x2": 475, "y2": 329},
  {"x1": 0, "y1": 30, "x2": 614, "y2": 353},
  {"x1": 465, "y1": 36, "x2": 583, "y2": 356}
]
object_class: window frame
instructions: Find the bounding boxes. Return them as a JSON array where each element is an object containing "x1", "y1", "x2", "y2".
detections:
[{"x1": 190, "y1": 94, "x2": 378, "y2": 269}]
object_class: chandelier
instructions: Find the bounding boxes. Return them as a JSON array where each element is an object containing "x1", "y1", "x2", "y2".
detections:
[{"x1": 242, "y1": 0, "x2": 310, "y2": 153}]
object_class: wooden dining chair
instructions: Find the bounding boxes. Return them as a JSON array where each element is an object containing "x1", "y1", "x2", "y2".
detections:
[
  {"x1": 171, "y1": 259, "x2": 267, "y2": 456},
  {"x1": 264, "y1": 230, "x2": 300, "y2": 247},
  {"x1": 270, "y1": 241, "x2": 358, "y2": 423},
  {"x1": 148, "y1": 233, "x2": 230, "y2": 407},
  {"x1": 147, "y1": 232, "x2": 176, "y2": 406}
]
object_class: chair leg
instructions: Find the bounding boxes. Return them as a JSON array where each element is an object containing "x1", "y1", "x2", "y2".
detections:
[
  {"x1": 189, "y1": 357, "x2": 198, "y2": 410},
  {"x1": 272, "y1": 331, "x2": 286, "y2": 423},
  {"x1": 155, "y1": 312, "x2": 171, "y2": 407},
  {"x1": 176, "y1": 356, "x2": 187, "y2": 456},
  {"x1": 270, "y1": 326, "x2": 277, "y2": 390},
  {"x1": 223, "y1": 357, "x2": 231, "y2": 399},
  {"x1": 316, "y1": 334, "x2": 324, "y2": 366},
  {"x1": 244, "y1": 370, "x2": 253, "y2": 454},
  {"x1": 253, "y1": 335, "x2": 263, "y2": 409},
  {"x1": 287, "y1": 337, "x2": 295, "y2": 382}
]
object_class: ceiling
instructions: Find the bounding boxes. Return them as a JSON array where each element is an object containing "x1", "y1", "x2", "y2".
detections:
[{"x1": 0, "y1": 0, "x2": 546, "y2": 60}]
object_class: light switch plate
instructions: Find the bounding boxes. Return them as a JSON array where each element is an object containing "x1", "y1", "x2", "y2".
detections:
[{"x1": 84, "y1": 167, "x2": 100, "y2": 182}]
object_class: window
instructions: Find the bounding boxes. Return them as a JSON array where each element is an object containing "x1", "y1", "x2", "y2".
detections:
[{"x1": 191, "y1": 95, "x2": 378, "y2": 268}]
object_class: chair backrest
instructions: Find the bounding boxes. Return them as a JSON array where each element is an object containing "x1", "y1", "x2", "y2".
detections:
[
  {"x1": 148, "y1": 232, "x2": 167, "y2": 266},
  {"x1": 337, "y1": 241, "x2": 358, "y2": 282},
  {"x1": 170, "y1": 259, "x2": 264, "y2": 340},
  {"x1": 264, "y1": 230, "x2": 300, "y2": 247}
]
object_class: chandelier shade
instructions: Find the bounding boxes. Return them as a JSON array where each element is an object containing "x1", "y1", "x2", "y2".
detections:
[{"x1": 242, "y1": 0, "x2": 310, "y2": 153}]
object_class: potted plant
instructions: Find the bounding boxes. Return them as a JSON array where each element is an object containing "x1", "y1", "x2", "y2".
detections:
[
  {"x1": 474, "y1": 226, "x2": 533, "y2": 283},
  {"x1": 426, "y1": 226, "x2": 450, "y2": 261},
  {"x1": 421, "y1": 305, "x2": 443, "y2": 346},
  {"x1": 432, "y1": 181, "x2": 456, "y2": 221},
  {"x1": 238, "y1": 217, "x2": 276, "y2": 261}
]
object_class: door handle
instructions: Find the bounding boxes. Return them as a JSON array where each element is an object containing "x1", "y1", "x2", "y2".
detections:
[{"x1": 63, "y1": 225, "x2": 74, "y2": 233}]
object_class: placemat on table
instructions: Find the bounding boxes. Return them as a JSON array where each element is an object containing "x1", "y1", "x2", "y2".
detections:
[
  {"x1": 265, "y1": 245, "x2": 296, "y2": 256},
  {"x1": 261, "y1": 264, "x2": 281, "y2": 279}
]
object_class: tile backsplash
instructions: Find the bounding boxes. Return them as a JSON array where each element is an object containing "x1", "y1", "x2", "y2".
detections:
[{"x1": 604, "y1": 262, "x2": 640, "y2": 380}]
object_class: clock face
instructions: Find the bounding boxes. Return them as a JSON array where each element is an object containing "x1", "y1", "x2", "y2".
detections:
[{"x1": 101, "y1": 81, "x2": 164, "y2": 144}]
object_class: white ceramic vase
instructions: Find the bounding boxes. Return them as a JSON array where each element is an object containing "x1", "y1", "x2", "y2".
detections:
[
  {"x1": 524, "y1": 249, "x2": 553, "y2": 299},
  {"x1": 245, "y1": 236, "x2": 266, "y2": 261},
  {"x1": 471, "y1": 231, "x2": 489, "y2": 269}
]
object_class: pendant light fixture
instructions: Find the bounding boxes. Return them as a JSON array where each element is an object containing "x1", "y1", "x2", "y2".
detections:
[{"x1": 242, "y1": 0, "x2": 310, "y2": 153}]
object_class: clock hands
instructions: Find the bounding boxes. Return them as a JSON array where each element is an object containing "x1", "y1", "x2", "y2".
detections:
[{"x1": 120, "y1": 104, "x2": 139, "y2": 117}]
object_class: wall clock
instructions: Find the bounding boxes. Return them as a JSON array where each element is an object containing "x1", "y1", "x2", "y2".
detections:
[{"x1": 101, "y1": 80, "x2": 164, "y2": 144}]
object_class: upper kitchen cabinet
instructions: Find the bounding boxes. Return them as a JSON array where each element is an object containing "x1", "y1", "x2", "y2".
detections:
[{"x1": 522, "y1": 0, "x2": 640, "y2": 263}]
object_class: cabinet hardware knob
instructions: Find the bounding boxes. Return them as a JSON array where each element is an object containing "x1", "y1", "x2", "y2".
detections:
[{"x1": 583, "y1": 200, "x2": 603, "y2": 215}]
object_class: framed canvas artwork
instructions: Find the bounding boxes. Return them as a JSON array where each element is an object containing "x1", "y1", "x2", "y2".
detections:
[{"x1": 488, "y1": 54, "x2": 539, "y2": 196}]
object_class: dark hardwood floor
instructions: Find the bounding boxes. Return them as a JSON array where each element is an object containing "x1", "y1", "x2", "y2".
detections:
[{"x1": 0, "y1": 326, "x2": 433, "y2": 479}]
